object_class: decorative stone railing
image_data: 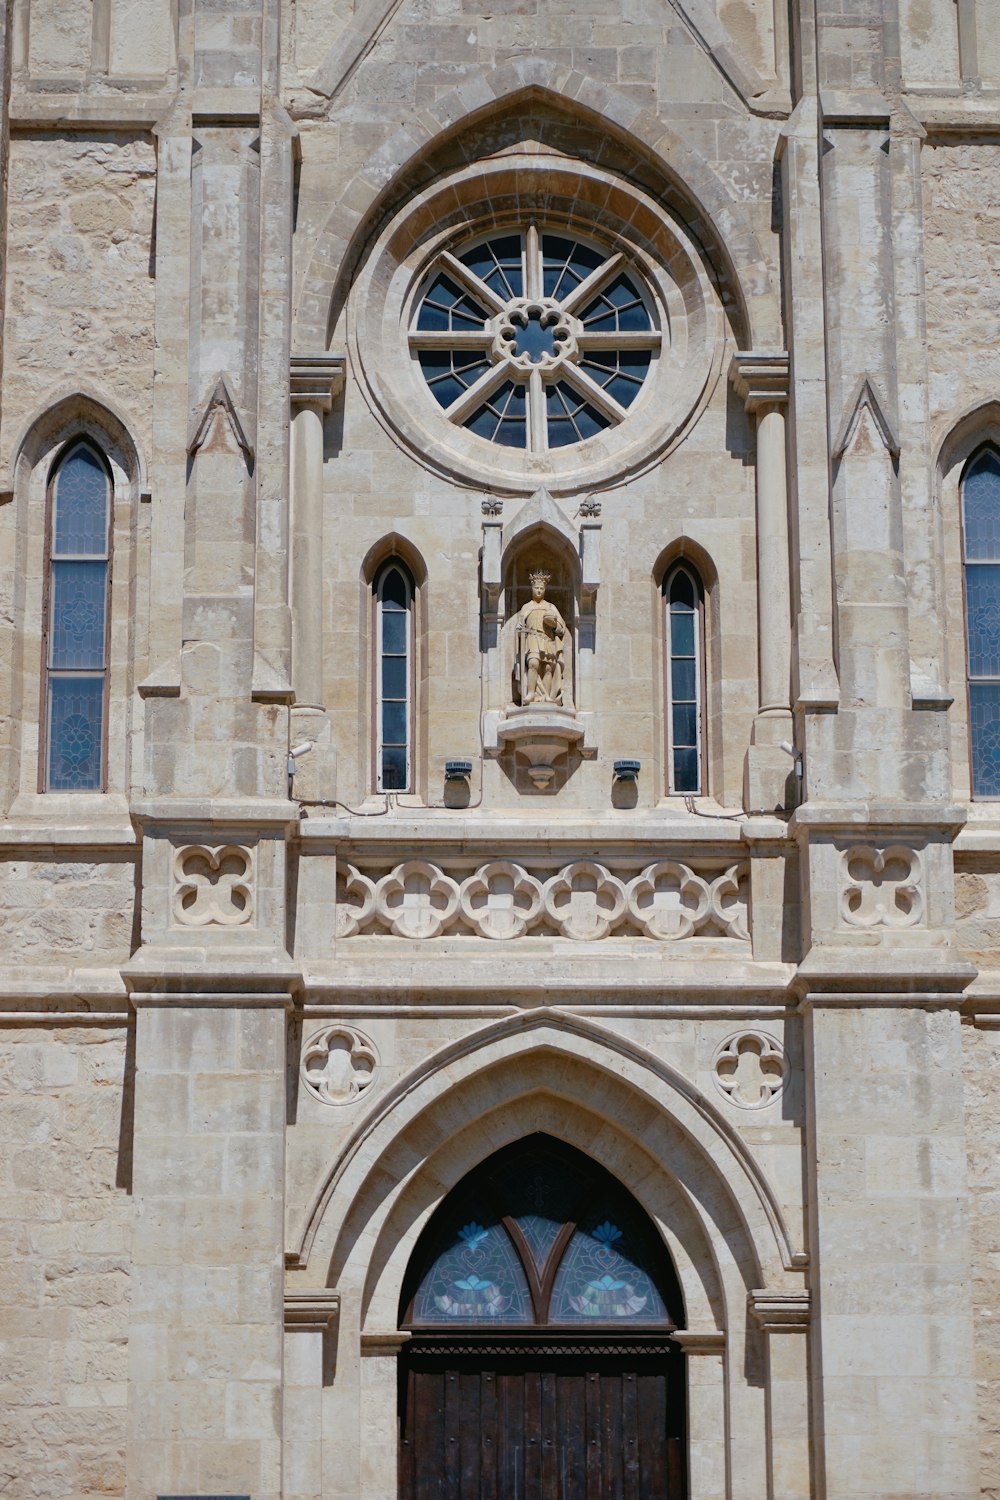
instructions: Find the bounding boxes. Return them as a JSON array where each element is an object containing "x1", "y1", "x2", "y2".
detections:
[{"x1": 334, "y1": 857, "x2": 750, "y2": 942}]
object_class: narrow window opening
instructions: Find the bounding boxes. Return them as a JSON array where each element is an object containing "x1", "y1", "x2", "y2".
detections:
[
  {"x1": 375, "y1": 561, "x2": 414, "y2": 793},
  {"x1": 664, "y1": 563, "x2": 704, "y2": 796},
  {"x1": 963, "y1": 447, "x2": 1000, "y2": 796},
  {"x1": 43, "y1": 443, "x2": 112, "y2": 792}
]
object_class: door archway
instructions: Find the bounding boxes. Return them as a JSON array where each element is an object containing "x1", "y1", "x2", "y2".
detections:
[{"x1": 398, "y1": 1134, "x2": 687, "y2": 1498}]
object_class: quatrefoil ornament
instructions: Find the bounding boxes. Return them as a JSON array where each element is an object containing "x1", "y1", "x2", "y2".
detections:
[
  {"x1": 302, "y1": 1025, "x2": 379, "y2": 1105},
  {"x1": 839, "y1": 845, "x2": 924, "y2": 929},
  {"x1": 172, "y1": 844, "x2": 254, "y2": 928},
  {"x1": 714, "y1": 1031, "x2": 786, "y2": 1110}
]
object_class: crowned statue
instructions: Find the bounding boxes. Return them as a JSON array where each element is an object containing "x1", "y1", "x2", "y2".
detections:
[{"x1": 515, "y1": 569, "x2": 569, "y2": 707}]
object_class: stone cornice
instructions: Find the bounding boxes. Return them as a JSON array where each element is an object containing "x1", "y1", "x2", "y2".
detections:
[
  {"x1": 729, "y1": 351, "x2": 790, "y2": 413},
  {"x1": 290, "y1": 353, "x2": 347, "y2": 409},
  {"x1": 748, "y1": 1289, "x2": 810, "y2": 1332}
]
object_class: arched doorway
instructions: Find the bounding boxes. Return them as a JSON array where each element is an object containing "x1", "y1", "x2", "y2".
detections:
[{"x1": 398, "y1": 1134, "x2": 687, "y2": 1498}]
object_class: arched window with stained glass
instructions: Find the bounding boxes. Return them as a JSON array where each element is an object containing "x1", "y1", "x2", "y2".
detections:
[
  {"x1": 374, "y1": 560, "x2": 414, "y2": 793},
  {"x1": 42, "y1": 442, "x2": 113, "y2": 792},
  {"x1": 663, "y1": 561, "x2": 705, "y2": 796},
  {"x1": 401, "y1": 1135, "x2": 683, "y2": 1329},
  {"x1": 963, "y1": 447, "x2": 1000, "y2": 797}
]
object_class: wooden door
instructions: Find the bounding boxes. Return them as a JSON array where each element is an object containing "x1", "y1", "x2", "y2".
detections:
[{"x1": 399, "y1": 1339, "x2": 686, "y2": 1500}]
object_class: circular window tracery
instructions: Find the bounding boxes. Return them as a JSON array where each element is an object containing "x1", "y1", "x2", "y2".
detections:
[{"x1": 410, "y1": 227, "x2": 660, "y2": 451}]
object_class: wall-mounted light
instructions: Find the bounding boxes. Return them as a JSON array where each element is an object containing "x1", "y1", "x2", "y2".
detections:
[
  {"x1": 287, "y1": 740, "x2": 314, "y2": 785},
  {"x1": 444, "y1": 759, "x2": 473, "y2": 782},
  {"x1": 613, "y1": 759, "x2": 641, "y2": 782},
  {"x1": 780, "y1": 740, "x2": 804, "y2": 778}
]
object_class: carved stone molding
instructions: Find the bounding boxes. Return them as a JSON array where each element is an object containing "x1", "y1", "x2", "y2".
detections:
[
  {"x1": 714, "y1": 1031, "x2": 786, "y2": 1109},
  {"x1": 172, "y1": 844, "x2": 255, "y2": 928},
  {"x1": 839, "y1": 845, "x2": 925, "y2": 929},
  {"x1": 747, "y1": 1289, "x2": 810, "y2": 1332},
  {"x1": 284, "y1": 1289, "x2": 340, "y2": 1345},
  {"x1": 335, "y1": 858, "x2": 751, "y2": 943},
  {"x1": 302, "y1": 1025, "x2": 379, "y2": 1105}
]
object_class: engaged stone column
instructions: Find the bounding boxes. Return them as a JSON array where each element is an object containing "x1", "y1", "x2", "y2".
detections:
[
  {"x1": 730, "y1": 353, "x2": 795, "y2": 810},
  {"x1": 289, "y1": 355, "x2": 345, "y2": 709},
  {"x1": 748, "y1": 1291, "x2": 811, "y2": 1500}
]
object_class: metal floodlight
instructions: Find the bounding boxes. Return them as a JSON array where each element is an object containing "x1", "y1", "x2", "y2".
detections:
[
  {"x1": 444, "y1": 759, "x2": 473, "y2": 782},
  {"x1": 613, "y1": 759, "x2": 641, "y2": 782}
]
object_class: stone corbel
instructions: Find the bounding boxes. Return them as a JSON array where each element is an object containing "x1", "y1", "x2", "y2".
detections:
[
  {"x1": 668, "y1": 1328, "x2": 726, "y2": 1354},
  {"x1": 748, "y1": 1289, "x2": 810, "y2": 1332},
  {"x1": 729, "y1": 352, "x2": 789, "y2": 414},
  {"x1": 284, "y1": 1288, "x2": 340, "y2": 1346}
]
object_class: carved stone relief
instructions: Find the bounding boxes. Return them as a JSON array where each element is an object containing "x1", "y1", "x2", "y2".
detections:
[
  {"x1": 172, "y1": 844, "x2": 255, "y2": 927},
  {"x1": 301, "y1": 1025, "x2": 379, "y2": 1105},
  {"x1": 839, "y1": 845, "x2": 925, "y2": 929},
  {"x1": 713, "y1": 1031, "x2": 786, "y2": 1109},
  {"x1": 334, "y1": 857, "x2": 751, "y2": 943}
]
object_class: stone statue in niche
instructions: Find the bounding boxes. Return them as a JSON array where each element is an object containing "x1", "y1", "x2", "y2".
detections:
[{"x1": 515, "y1": 569, "x2": 568, "y2": 706}]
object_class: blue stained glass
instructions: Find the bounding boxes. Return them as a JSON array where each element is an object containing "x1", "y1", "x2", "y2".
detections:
[
  {"x1": 514, "y1": 1213, "x2": 562, "y2": 1270},
  {"x1": 963, "y1": 450, "x2": 1000, "y2": 561},
  {"x1": 672, "y1": 703, "x2": 697, "y2": 747},
  {"x1": 381, "y1": 746, "x2": 407, "y2": 789},
  {"x1": 514, "y1": 311, "x2": 556, "y2": 363},
  {"x1": 47, "y1": 675, "x2": 104, "y2": 791},
  {"x1": 966, "y1": 565, "x2": 1000, "y2": 677},
  {"x1": 416, "y1": 275, "x2": 488, "y2": 332},
  {"x1": 381, "y1": 609, "x2": 407, "y2": 655},
  {"x1": 550, "y1": 1218, "x2": 668, "y2": 1323},
  {"x1": 971, "y1": 683, "x2": 1000, "y2": 797},
  {"x1": 541, "y1": 235, "x2": 604, "y2": 299},
  {"x1": 412, "y1": 1220, "x2": 533, "y2": 1324},
  {"x1": 53, "y1": 447, "x2": 109, "y2": 556},
  {"x1": 670, "y1": 611, "x2": 695, "y2": 655},
  {"x1": 460, "y1": 235, "x2": 523, "y2": 300},
  {"x1": 418, "y1": 348, "x2": 490, "y2": 409},
  {"x1": 672, "y1": 747, "x2": 699, "y2": 792},
  {"x1": 50, "y1": 561, "x2": 107, "y2": 670},
  {"x1": 465, "y1": 381, "x2": 527, "y2": 448},
  {"x1": 671, "y1": 657, "x2": 696, "y2": 700},
  {"x1": 381, "y1": 656, "x2": 406, "y2": 697},
  {"x1": 579, "y1": 274, "x2": 651, "y2": 334},
  {"x1": 382, "y1": 700, "x2": 407, "y2": 744}
]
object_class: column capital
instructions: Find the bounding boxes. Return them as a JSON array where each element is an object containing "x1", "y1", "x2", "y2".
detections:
[
  {"x1": 290, "y1": 353, "x2": 347, "y2": 410},
  {"x1": 729, "y1": 351, "x2": 790, "y2": 414}
]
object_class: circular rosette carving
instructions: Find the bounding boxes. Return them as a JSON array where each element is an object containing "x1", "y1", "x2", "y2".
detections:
[
  {"x1": 839, "y1": 845, "x2": 924, "y2": 929},
  {"x1": 626, "y1": 861, "x2": 710, "y2": 940},
  {"x1": 709, "y1": 863, "x2": 750, "y2": 940},
  {"x1": 373, "y1": 861, "x2": 460, "y2": 939},
  {"x1": 543, "y1": 861, "x2": 627, "y2": 940},
  {"x1": 713, "y1": 1031, "x2": 786, "y2": 1110},
  {"x1": 302, "y1": 1025, "x2": 379, "y2": 1105},
  {"x1": 459, "y1": 861, "x2": 544, "y2": 940},
  {"x1": 335, "y1": 864, "x2": 377, "y2": 938}
]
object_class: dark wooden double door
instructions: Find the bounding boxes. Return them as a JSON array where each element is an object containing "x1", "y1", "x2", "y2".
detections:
[{"x1": 399, "y1": 1340, "x2": 686, "y2": 1500}]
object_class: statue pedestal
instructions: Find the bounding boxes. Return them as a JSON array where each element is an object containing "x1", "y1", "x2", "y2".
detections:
[{"x1": 496, "y1": 706, "x2": 585, "y2": 789}]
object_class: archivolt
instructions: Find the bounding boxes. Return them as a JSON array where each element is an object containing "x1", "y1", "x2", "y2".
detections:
[
  {"x1": 293, "y1": 1009, "x2": 804, "y2": 1324},
  {"x1": 8, "y1": 386, "x2": 146, "y2": 498},
  {"x1": 294, "y1": 60, "x2": 780, "y2": 352}
]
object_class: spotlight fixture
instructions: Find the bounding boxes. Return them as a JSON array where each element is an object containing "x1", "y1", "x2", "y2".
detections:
[
  {"x1": 613, "y1": 759, "x2": 641, "y2": 782},
  {"x1": 444, "y1": 759, "x2": 473, "y2": 782}
]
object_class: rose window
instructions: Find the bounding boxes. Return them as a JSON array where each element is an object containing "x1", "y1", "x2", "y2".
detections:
[{"x1": 410, "y1": 227, "x2": 661, "y2": 451}]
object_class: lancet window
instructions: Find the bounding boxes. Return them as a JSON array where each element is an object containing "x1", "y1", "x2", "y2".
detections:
[
  {"x1": 664, "y1": 562, "x2": 704, "y2": 795},
  {"x1": 374, "y1": 560, "x2": 414, "y2": 793},
  {"x1": 963, "y1": 447, "x2": 1000, "y2": 796},
  {"x1": 43, "y1": 442, "x2": 113, "y2": 792}
]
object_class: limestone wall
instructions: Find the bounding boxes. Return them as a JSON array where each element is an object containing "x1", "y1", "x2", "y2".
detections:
[
  {"x1": 0, "y1": 856, "x2": 136, "y2": 965},
  {"x1": 962, "y1": 1024, "x2": 1000, "y2": 1498},
  {"x1": 0, "y1": 1025, "x2": 131, "y2": 1499},
  {"x1": 0, "y1": 132, "x2": 156, "y2": 476}
]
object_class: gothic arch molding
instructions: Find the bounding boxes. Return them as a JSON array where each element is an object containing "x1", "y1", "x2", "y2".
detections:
[
  {"x1": 294, "y1": 62, "x2": 780, "y2": 355},
  {"x1": 293, "y1": 1009, "x2": 804, "y2": 1309},
  {"x1": 8, "y1": 386, "x2": 146, "y2": 498}
]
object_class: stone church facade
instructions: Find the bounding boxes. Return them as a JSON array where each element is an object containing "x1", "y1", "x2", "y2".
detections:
[{"x1": 4, "y1": 0, "x2": 1000, "y2": 1496}]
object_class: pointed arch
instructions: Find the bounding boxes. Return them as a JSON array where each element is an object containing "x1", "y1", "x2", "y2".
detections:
[
  {"x1": 292, "y1": 1009, "x2": 805, "y2": 1324},
  {"x1": 293, "y1": 66, "x2": 780, "y2": 355}
]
